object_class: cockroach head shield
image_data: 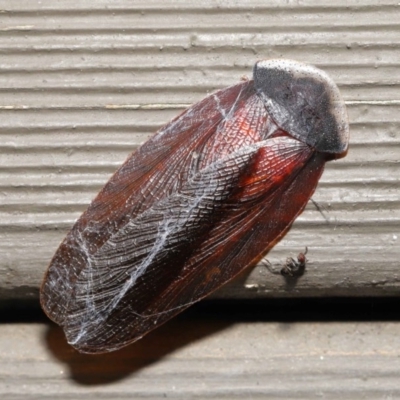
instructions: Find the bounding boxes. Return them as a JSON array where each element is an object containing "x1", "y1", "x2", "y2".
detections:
[{"x1": 254, "y1": 59, "x2": 349, "y2": 154}]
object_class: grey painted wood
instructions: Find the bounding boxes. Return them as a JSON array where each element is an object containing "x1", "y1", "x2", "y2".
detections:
[
  {"x1": 1, "y1": 319, "x2": 400, "y2": 399},
  {"x1": 0, "y1": 0, "x2": 400, "y2": 300}
]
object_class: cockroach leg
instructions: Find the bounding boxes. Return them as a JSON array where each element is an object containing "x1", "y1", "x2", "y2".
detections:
[
  {"x1": 280, "y1": 247, "x2": 308, "y2": 278},
  {"x1": 310, "y1": 198, "x2": 330, "y2": 223}
]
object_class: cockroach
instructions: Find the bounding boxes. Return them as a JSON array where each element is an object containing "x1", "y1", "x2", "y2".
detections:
[{"x1": 40, "y1": 59, "x2": 349, "y2": 353}]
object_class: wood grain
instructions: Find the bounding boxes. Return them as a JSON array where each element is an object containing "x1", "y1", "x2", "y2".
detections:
[{"x1": 1, "y1": 299, "x2": 400, "y2": 399}]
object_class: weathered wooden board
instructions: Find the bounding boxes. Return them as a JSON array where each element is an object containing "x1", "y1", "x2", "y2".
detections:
[
  {"x1": 1, "y1": 299, "x2": 400, "y2": 400},
  {"x1": 0, "y1": 0, "x2": 399, "y2": 300}
]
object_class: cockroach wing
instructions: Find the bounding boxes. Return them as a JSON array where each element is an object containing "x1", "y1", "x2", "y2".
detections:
[
  {"x1": 40, "y1": 81, "x2": 255, "y2": 326},
  {"x1": 61, "y1": 137, "x2": 320, "y2": 353}
]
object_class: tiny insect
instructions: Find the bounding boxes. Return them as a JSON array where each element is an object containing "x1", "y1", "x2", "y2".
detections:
[
  {"x1": 40, "y1": 59, "x2": 349, "y2": 353},
  {"x1": 281, "y1": 247, "x2": 308, "y2": 277}
]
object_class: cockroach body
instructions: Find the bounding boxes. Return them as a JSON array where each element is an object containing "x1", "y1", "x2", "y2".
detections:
[{"x1": 40, "y1": 60, "x2": 349, "y2": 353}]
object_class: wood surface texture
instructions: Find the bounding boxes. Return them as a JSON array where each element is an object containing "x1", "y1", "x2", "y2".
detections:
[
  {"x1": 1, "y1": 299, "x2": 400, "y2": 400},
  {"x1": 1, "y1": 0, "x2": 399, "y2": 300},
  {"x1": 1, "y1": 1, "x2": 400, "y2": 399}
]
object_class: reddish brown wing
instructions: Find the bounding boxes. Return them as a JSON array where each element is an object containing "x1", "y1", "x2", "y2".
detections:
[
  {"x1": 40, "y1": 81, "x2": 255, "y2": 325},
  {"x1": 62, "y1": 137, "x2": 323, "y2": 353}
]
